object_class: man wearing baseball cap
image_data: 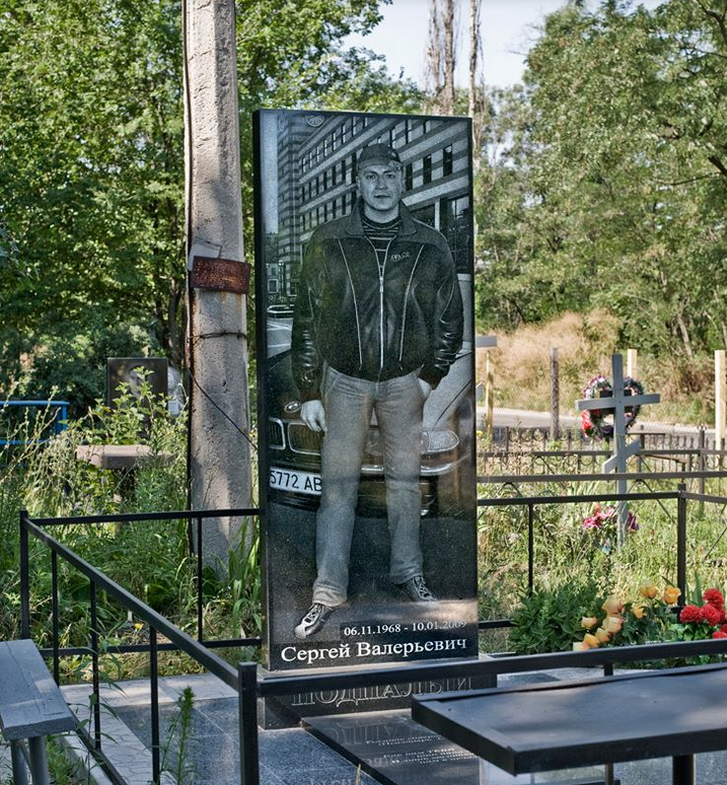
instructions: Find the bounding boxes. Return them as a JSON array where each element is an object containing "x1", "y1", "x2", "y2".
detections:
[{"x1": 291, "y1": 141, "x2": 463, "y2": 639}]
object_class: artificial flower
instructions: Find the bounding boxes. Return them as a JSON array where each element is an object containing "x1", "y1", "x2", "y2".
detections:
[
  {"x1": 678, "y1": 605, "x2": 702, "y2": 624},
  {"x1": 581, "y1": 616, "x2": 598, "y2": 629},
  {"x1": 663, "y1": 585, "x2": 681, "y2": 605},
  {"x1": 712, "y1": 630, "x2": 727, "y2": 640},
  {"x1": 595, "y1": 627, "x2": 611, "y2": 644},
  {"x1": 572, "y1": 641, "x2": 591, "y2": 651},
  {"x1": 603, "y1": 616, "x2": 623, "y2": 634},
  {"x1": 703, "y1": 588, "x2": 725, "y2": 610},
  {"x1": 639, "y1": 582, "x2": 657, "y2": 599},
  {"x1": 602, "y1": 595, "x2": 623, "y2": 615},
  {"x1": 702, "y1": 603, "x2": 723, "y2": 627},
  {"x1": 631, "y1": 603, "x2": 646, "y2": 620},
  {"x1": 583, "y1": 633, "x2": 600, "y2": 648}
]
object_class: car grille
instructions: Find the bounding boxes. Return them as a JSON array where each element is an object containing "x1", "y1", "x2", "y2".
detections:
[
  {"x1": 267, "y1": 419, "x2": 285, "y2": 450},
  {"x1": 288, "y1": 421, "x2": 323, "y2": 454}
]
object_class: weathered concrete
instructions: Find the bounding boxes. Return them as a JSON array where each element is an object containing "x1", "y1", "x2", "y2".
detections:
[{"x1": 185, "y1": 0, "x2": 252, "y2": 565}]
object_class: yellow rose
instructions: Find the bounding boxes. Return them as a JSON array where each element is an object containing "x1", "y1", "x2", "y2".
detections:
[
  {"x1": 663, "y1": 585, "x2": 681, "y2": 604},
  {"x1": 602, "y1": 595, "x2": 623, "y2": 615},
  {"x1": 595, "y1": 627, "x2": 611, "y2": 644},
  {"x1": 583, "y1": 633, "x2": 600, "y2": 648},
  {"x1": 581, "y1": 616, "x2": 598, "y2": 629},
  {"x1": 572, "y1": 641, "x2": 591, "y2": 651},
  {"x1": 639, "y1": 582, "x2": 657, "y2": 599},
  {"x1": 631, "y1": 603, "x2": 647, "y2": 620},
  {"x1": 603, "y1": 615, "x2": 623, "y2": 634}
]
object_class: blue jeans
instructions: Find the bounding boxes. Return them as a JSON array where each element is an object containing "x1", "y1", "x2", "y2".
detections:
[{"x1": 312, "y1": 365, "x2": 425, "y2": 607}]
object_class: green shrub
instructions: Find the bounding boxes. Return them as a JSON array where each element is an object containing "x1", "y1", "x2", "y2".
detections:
[{"x1": 509, "y1": 579, "x2": 603, "y2": 654}]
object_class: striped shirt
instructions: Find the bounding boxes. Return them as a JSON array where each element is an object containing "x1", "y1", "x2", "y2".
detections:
[{"x1": 362, "y1": 215, "x2": 401, "y2": 274}]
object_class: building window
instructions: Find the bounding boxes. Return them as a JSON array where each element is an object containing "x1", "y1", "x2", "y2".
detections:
[
  {"x1": 423, "y1": 119, "x2": 431, "y2": 134},
  {"x1": 340, "y1": 158, "x2": 347, "y2": 183},
  {"x1": 332, "y1": 199, "x2": 338, "y2": 219},
  {"x1": 404, "y1": 119, "x2": 411, "y2": 144},
  {"x1": 323, "y1": 169, "x2": 328, "y2": 190},
  {"x1": 440, "y1": 195, "x2": 472, "y2": 273},
  {"x1": 342, "y1": 121, "x2": 349, "y2": 145},
  {"x1": 405, "y1": 163, "x2": 413, "y2": 192},
  {"x1": 423, "y1": 155, "x2": 432, "y2": 185},
  {"x1": 443, "y1": 145, "x2": 453, "y2": 176}
]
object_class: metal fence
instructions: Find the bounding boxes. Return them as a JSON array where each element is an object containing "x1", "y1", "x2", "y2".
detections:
[
  {"x1": 17, "y1": 485, "x2": 727, "y2": 785},
  {"x1": 0, "y1": 400, "x2": 69, "y2": 446}
]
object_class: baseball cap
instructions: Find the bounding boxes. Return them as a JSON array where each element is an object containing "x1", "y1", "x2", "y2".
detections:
[{"x1": 356, "y1": 143, "x2": 402, "y2": 170}]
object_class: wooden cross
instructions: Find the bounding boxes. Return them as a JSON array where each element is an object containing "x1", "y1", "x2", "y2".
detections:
[{"x1": 576, "y1": 354, "x2": 660, "y2": 544}]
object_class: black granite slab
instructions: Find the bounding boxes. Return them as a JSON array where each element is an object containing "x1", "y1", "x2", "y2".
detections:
[
  {"x1": 413, "y1": 663, "x2": 727, "y2": 776},
  {"x1": 304, "y1": 710, "x2": 612, "y2": 785}
]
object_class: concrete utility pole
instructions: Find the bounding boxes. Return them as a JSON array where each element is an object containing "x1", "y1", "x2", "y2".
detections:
[{"x1": 184, "y1": 0, "x2": 251, "y2": 564}]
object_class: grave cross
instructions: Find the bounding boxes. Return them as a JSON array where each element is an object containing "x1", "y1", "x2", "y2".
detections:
[{"x1": 576, "y1": 353, "x2": 660, "y2": 545}]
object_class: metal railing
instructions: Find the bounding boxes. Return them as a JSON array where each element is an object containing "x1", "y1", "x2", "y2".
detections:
[
  {"x1": 0, "y1": 399, "x2": 69, "y2": 445},
  {"x1": 18, "y1": 486, "x2": 727, "y2": 785},
  {"x1": 19, "y1": 508, "x2": 259, "y2": 785}
]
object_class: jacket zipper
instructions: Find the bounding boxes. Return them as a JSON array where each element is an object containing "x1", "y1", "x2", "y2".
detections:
[{"x1": 378, "y1": 239, "x2": 395, "y2": 374}]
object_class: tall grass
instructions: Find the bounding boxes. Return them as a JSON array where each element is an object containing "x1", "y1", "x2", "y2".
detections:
[{"x1": 482, "y1": 309, "x2": 715, "y2": 424}]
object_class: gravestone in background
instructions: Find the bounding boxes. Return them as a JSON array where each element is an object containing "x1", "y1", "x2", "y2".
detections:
[{"x1": 107, "y1": 357, "x2": 168, "y2": 408}]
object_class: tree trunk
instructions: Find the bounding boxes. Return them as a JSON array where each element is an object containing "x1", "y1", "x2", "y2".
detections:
[
  {"x1": 468, "y1": 0, "x2": 481, "y2": 120},
  {"x1": 185, "y1": 0, "x2": 252, "y2": 567},
  {"x1": 442, "y1": 0, "x2": 455, "y2": 114},
  {"x1": 426, "y1": 0, "x2": 456, "y2": 115},
  {"x1": 676, "y1": 312, "x2": 694, "y2": 359}
]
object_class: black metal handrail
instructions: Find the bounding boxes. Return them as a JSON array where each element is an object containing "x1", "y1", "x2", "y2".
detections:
[
  {"x1": 233, "y1": 637, "x2": 727, "y2": 785},
  {"x1": 18, "y1": 487, "x2": 727, "y2": 785},
  {"x1": 19, "y1": 508, "x2": 257, "y2": 785}
]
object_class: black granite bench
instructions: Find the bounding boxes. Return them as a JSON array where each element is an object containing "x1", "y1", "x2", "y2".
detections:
[{"x1": 0, "y1": 639, "x2": 76, "y2": 785}]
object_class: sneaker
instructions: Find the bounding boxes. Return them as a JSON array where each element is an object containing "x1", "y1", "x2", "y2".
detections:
[
  {"x1": 294, "y1": 603, "x2": 335, "y2": 639},
  {"x1": 398, "y1": 575, "x2": 438, "y2": 602}
]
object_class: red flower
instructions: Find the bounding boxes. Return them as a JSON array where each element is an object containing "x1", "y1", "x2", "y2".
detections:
[
  {"x1": 702, "y1": 603, "x2": 723, "y2": 627},
  {"x1": 712, "y1": 630, "x2": 727, "y2": 639},
  {"x1": 721, "y1": 624, "x2": 727, "y2": 633},
  {"x1": 679, "y1": 604, "x2": 703, "y2": 624},
  {"x1": 703, "y1": 588, "x2": 724, "y2": 610}
]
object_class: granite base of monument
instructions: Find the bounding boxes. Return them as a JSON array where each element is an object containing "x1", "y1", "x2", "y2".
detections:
[
  {"x1": 258, "y1": 659, "x2": 493, "y2": 729},
  {"x1": 303, "y1": 710, "x2": 616, "y2": 785}
]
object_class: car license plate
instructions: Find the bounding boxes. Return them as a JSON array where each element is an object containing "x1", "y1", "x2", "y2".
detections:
[{"x1": 269, "y1": 467, "x2": 321, "y2": 495}]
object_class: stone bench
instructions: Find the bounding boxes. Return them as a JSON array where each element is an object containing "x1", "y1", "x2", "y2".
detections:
[{"x1": 0, "y1": 640, "x2": 76, "y2": 785}]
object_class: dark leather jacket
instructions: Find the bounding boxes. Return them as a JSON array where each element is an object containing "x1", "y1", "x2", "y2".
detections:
[{"x1": 292, "y1": 201, "x2": 463, "y2": 402}]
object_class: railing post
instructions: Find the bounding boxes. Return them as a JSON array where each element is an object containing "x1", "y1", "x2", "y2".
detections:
[
  {"x1": 238, "y1": 662, "x2": 260, "y2": 785},
  {"x1": 89, "y1": 581, "x2": 102, "y2": 750},
  {"x1": 150, "y1": 627, "x2": 161, "y2": 784},
  {"x1": 527, "y1": 504, "x2": 535, "y2": 596},
  {"x1": 677, "y1": 482, "x2": 687, "y2": 603},
  {"x1": 698, "y1": 427, "x2": 706, "y2": 514},
  {"x1": 20, "y1": 510, "x2": 30, "y2": 639},
  {"x1": 51, "y1": 550, "x2": 60, "y2": 684},
  {"x1": 197, "y1": 515, "x2": 204, "y2": 642}
]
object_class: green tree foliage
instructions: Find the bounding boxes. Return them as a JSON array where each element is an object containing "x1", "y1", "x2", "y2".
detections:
[
  {"x1": 477, "y1": 0, "x2": 727, "y2": 357},
  {"x1": 0, "y1": 0, "x2": 420, "y2": 411}
]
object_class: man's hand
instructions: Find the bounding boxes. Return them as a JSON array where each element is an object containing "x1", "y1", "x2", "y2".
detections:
[
  {"x1": 418, "y1": 378, "x2": 432, "y2": 400},
  {"x1": 300, "y1": 399, "x2": 327, "y2": 432}
]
